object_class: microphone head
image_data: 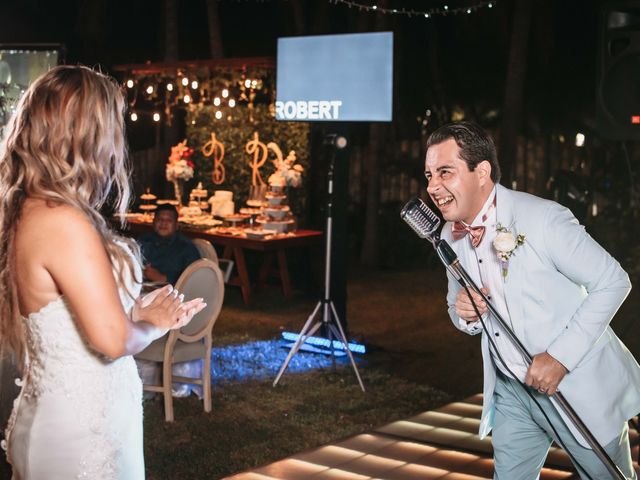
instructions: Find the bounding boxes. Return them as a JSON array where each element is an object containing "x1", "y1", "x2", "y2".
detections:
[{"x1": 400, "y1": 197, "x2": 441, "y2": 239}]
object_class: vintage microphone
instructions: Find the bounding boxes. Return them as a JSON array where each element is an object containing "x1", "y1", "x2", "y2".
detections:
[{"x1": 400, "y1": 197, "x2": 628, "y2": 480}]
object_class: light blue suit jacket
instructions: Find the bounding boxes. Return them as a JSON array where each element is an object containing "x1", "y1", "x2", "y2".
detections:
[{"x1": 443, "y1": 184, "x2": 640, "y2": 446}]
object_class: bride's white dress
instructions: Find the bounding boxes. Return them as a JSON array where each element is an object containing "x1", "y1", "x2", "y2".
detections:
[{"x1": 3, "y1": 244, "x2": 144, "y2": 479}]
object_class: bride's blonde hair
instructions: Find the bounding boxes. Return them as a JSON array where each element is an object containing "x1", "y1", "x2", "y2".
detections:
[{"x1": 0, "y1": 65, "x2": 140, "y2": 364}]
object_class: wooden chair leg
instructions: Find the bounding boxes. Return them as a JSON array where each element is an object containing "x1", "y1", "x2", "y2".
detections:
[
  {"x1": 163, "y1": 360, "x2": 174, "y2": 422},
  {"x1": 203, "y1": 351, "x2": 212, "y2": 413}
]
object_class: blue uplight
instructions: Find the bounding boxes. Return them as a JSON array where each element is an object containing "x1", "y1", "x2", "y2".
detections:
[{"x1": 281, "y1": 331, "x2": 367, "y2": 354}]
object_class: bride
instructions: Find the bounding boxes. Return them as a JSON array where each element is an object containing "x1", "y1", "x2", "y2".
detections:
[{"x1": 0, "y1": 66, "x2": 206, "y2": 479}]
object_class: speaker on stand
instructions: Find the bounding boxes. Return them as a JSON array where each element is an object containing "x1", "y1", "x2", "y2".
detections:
[{"x1": 596, "y1": 1, "x2": 640, "y2": 140}]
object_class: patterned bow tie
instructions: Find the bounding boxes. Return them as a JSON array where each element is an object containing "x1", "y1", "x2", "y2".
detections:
[{"x1": 452, "y1": 222, "x2": 486, "y2": 248}]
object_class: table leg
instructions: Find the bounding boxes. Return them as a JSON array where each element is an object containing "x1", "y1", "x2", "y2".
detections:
[
  {"x1": 276, "y1": 249, "x2": 292, "y2": 298},
  {"x1": 233, "y1": 246, "x2": 252, "y2": 305},
  {"x1": 258, "y1": 252, "x2": 275, "y2": 292}
]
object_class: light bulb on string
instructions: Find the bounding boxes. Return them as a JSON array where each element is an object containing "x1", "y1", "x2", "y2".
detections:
[
  {"x1": 166, "y1": 83, "x2": 174, "y2": 92},
  {"x1": 182, "y1": 77, "x2": 189, "y2": 87},
  {"x1": 130, "y1": 112, "x2": 138, "y2": 122},
  {"x1": 146, "y1": 85, "x2": 154, "y2": 95},
  {"x1": 222, "y1": 88, "x2": 229, "y2": 98},
  {"x1": 213, "y1": 97, "x2": 221, "y2": 106},
  {"x1": 215, "y1": 110, "x2": 222, "y2": 120},
  {"x1": 191, "y1": 80, "x2": 198, "y2": 89},
  {"x1": 126, "y1": 79, "x2": 134, "y2": 89},
  {"x1": 153, "y1": 113, "x2": 160, "y2": 122},
  {"x1": 244, "y1": 79, "x2": 251, "y2": 88},
  {"x1": 183, "y1": 94, "x2": 191, "y2": 104},
  {"x1": 228, "y1": 99, "x2": 236, "y2": 108}
]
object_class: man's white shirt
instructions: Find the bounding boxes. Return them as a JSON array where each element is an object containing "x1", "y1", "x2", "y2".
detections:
[{"x1": 456, "y1": 187, "x2": 529, "y2": 381}]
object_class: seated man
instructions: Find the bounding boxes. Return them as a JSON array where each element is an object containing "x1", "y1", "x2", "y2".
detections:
[{"x1": 137, "y1": 204, "x2": 200, "y2": 284}]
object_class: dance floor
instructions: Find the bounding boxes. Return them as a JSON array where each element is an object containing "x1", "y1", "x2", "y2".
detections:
[{"x1": 226, "y1": 394, "x2": 639, "y2": 480}]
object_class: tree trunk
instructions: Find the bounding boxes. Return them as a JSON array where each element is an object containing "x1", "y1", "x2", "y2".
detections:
[
  {"x1": 290, "y1": 0, "x2": 305, "y2": 35},
  {"x1": 360, "y1": 1, "x2": 390, "y2": 267},
  {"x1": 164, "y1": 0, "x2": 178, "y2": 61},
  {"x1": 499, "y1": 0, "x2": 533, "y2": 187},
  {"x1": 205, "y1": 0, "x2": 224, "y2": 59}
]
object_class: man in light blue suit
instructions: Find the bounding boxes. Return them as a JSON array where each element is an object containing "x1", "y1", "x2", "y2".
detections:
[{"x1": 425, "y1": 121, "x2": 640, "y2": 479}]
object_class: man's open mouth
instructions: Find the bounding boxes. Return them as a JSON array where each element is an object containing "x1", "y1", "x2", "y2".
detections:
[{"x1": 435, "y1": 195, "x2": 454, "y2": 207}]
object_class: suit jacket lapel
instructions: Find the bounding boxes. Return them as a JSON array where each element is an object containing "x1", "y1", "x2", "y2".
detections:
[{"x1": 495, "y1": 185, "x2": 526, "y2": 342}]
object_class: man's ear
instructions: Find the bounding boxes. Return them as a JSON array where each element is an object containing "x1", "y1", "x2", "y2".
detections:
[{"x1": 476, "y1": 160, "x2": 492, "y2": 185}]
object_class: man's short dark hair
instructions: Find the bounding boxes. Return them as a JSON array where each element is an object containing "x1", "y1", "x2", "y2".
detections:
[
  {"x1": 426, "y1": 121, "x2": 501, "y2": 183},
  {"x1": 154, "y1": 203, "x2": 179, "y2": 220}
]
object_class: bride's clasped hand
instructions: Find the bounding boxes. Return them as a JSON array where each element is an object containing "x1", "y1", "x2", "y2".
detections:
[{"x1": 133, "y1": 284, "x2": 206, "y2": 330}]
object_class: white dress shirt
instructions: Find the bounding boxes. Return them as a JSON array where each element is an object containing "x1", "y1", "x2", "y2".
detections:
[{"x1": 457, "y1": 187, "x2": 529, "y2": 381}]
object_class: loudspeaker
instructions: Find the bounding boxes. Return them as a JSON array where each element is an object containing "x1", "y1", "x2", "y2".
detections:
[{"x1": 596, "y1": 2, "x2": 640, "y2": 140}]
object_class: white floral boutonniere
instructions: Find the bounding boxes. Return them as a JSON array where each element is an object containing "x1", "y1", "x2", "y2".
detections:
[{"x1": 493, "y1": 224, "x2": 525, "y2": 277}]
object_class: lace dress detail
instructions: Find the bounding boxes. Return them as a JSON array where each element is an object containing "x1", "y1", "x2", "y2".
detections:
[{"x1": 3, "y1": 242, "x2": 144, "y2": 480}]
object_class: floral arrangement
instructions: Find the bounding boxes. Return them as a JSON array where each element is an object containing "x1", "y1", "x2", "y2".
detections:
[
  {"x1": 166, "y1": 140, "x2": 195, "y2": 182},
  {"x1": 268, "y1": 150, "x2": 304, "y2": 188},
  {"x1": 493, "y1": 223, "x2": 525, "y2": 277}
]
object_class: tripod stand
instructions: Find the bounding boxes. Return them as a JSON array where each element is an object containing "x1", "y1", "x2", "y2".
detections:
[{"x1": 273, "y1": 135, "x2": 365, "y2": 392}]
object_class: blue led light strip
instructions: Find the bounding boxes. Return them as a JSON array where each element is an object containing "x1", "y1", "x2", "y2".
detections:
[{"x1": 281, "y1": 332, "x2": 366, "y2": 354}]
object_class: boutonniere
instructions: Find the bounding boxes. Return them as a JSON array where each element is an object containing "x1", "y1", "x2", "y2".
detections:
[{"x1": 493, "y1": 224, "x2": 525, "y2": 277}]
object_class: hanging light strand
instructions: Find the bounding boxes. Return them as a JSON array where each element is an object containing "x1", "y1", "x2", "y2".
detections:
[{"x1": 329, "y1": 0, "x2": 496, "y2": 18}]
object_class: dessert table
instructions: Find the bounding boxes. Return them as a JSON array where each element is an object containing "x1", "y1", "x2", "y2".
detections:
[{"x1": 118, "y1": 216, "x2": 322, "y2": 305}]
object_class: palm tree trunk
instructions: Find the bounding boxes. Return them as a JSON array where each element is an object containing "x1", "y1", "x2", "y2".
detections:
[
  {"x1": 205, "y1": 0, "x2": 224, "y2": 59},
  {"x1": 499, "y1": 0, "x2": 533, "y2": 187},
  {"x1": 164, "y1": 0, "x2": 178, "y2": 61},
  {"x1": 360, "y1": 1, "x2": 390, "y2": 267}
]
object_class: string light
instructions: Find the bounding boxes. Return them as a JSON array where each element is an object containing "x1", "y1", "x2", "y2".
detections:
[
  {"x1": 118, "y1": 63, "x2": 273, "y2": 125},
  {"x1": 329, "y1": 0, "x2": 497, "y2": 18}
]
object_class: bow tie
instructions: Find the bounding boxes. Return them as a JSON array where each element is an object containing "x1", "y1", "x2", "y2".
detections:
[{"x1": 452, "y1": 222, "x2": 486, "y2": 248}]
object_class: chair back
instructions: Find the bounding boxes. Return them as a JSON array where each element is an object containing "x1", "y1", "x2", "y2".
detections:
[
  {"x1": 174, "y1": 259, "x2": 224, "y2": 340},
  {"x1": 192, "y1": 238, "x2": 219, "y2": 265}
]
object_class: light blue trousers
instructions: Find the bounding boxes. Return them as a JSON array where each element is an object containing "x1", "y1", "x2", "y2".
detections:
[{"x1": 492, "y1": 371, "x2": 637, "y2": 480}]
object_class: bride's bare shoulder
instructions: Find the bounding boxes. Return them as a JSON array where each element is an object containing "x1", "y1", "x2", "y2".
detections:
[{"x1": 18, "y1": 198, "x2": 97, "y2": 243}]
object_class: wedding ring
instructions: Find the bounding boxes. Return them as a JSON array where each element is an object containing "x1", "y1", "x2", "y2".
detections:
[{"x1": 538, "y1": 387, "x2": 547, "y2": 394}]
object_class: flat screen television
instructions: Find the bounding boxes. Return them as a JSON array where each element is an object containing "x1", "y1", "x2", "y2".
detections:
[
  {"x1": 275, "y1": 32, "x2": 393, "y2": 122},
  {"x1": 0, "y1": 45, "x2": 61, "y2": 128}
]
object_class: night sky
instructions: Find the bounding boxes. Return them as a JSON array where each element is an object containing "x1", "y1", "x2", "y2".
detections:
[{"x1": 0, "y1": 0, "x2": 604, "y2": 137}]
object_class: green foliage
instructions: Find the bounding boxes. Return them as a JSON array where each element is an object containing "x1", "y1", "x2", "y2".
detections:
[{"x1": 185, "y1": 104, "x2": 310, "y2": 218}]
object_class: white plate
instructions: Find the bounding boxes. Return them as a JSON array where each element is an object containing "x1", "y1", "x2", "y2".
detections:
[{"x1": 244, "y1": 228, "x2": 277, "y2": 239}]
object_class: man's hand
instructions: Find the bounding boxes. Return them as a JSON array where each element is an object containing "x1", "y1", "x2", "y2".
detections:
[
  {"x1": 143, "y1": 265, "x2": 167, "y2": 283},
  {"x1": 525, "y1": 351, "x2": 568, "y2": 396},
  {"x1": 455, "y1": 287, "x2": 489, "y2": 322}
]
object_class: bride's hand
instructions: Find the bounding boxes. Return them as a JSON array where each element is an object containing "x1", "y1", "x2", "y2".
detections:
[
  {"x1": 172, "y1": 298, "x2": 207, "y2": 330},
  {"x1": 132, "y1": 285, "x2": 190, "y2": 329}
]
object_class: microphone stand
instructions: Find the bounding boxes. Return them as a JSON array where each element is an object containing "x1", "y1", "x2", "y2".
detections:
[{"x1": 431, "y1": 234, "x2": 628, "y2": 480}]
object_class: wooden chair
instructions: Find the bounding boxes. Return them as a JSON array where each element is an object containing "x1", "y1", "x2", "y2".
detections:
[
  {"x1": 135, "y1": 258, "x2": 224, "y2": 422},
  {"x1": 192, "y1": 238, "x2": 234, "y2": 283}
]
